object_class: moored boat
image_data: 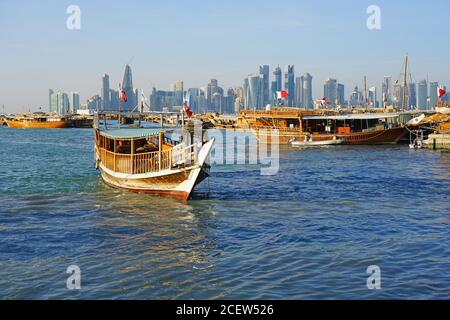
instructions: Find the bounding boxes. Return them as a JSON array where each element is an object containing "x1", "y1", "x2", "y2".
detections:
[
  {"x1": 290, "y1": 136, "x2": 343, "y2": 146},
  {"x1": 238, "y1": 109, "x2": 407, "y2": 145},
  {"x1": 6, "y1": 113, "x2": 69, "y2": 128},
  {"x1": 94, "y1": 112, "x2": 215, "y2": 200}
]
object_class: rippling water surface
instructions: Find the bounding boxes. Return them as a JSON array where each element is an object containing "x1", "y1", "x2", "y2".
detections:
[{"x1": 0, "y1": 127, "x2": 449, "y2": 299}]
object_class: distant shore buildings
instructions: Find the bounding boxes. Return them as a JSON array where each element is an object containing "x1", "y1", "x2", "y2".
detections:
[{"x1": 47, "y1": 64, "x2": 448, "y2": 115}]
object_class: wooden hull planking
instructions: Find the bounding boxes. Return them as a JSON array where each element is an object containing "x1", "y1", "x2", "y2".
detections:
[
  {"x1": 6, "y1": 120, "x2": 69, "y2": 129},
  {"x1": 255, "y1": 127, "x2": 408, "y2": 145}
]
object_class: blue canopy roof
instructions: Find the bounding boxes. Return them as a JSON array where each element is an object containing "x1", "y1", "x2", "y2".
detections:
[{"x1": 99, "y1": 128, "x2": 162, "y2": 139}]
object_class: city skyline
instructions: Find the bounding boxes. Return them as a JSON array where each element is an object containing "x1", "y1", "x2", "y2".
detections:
[
  {"x1": 1, "y1": 0, "x2": 450, "y2": 112},
  {"x1": 44, "y1": 62, "x2": 447, "y2": 115}
]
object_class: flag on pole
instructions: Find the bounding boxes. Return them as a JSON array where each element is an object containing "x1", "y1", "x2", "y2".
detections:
[
  {"x1": 276, "y1": 90, "x2": 289, "y2": 99},
  {"x1": 183, "y1": 101, "x2": 193, "y2": 118},
  {"x1": 119, "y1": 84, "x2": 127, "y2": 103},
  {"x1": 438, "y1": 87, "x2": 446, "y2": 98}
]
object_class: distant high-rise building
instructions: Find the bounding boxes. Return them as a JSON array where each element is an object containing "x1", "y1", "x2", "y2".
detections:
[
  {"x1": 337, "y1": 83, "x2": 345, "y2": 106},
  {"x1": 295, "y1": 76, "x2": 303, "y2": 107},
  {"x1": 211, "y1": 92, "x2": 223, "y2": 113},
  {"x1": 50, "y1": 91, "x2": 58, "y2": 113},
  {"x1": 110, "y1": 89, "x2": 119, "y2": 111},
  {"x1": 58, "y1": 92, "x2": 70, "y2": 115},
  {"x1": 187, "y1": 88, "x2": 200, "y2": 113},
  {"x1": 49, "y1": 89, "x2": 54, "y2": 112},
  {"x1": 172, "y1": 80, "x2": 184, "y2": 105},
  {"x1": 225, "y1": 88, "x2": 236, "y2": 114},
  {"x1": 87, "y1": 95, "x2": 102, "y2": 111},
  {"x1": 350, "y1": 86, "x2": 362, "y2": 107},
  {"x1": 247, "y1": 74, "x2": 262, "y2": 109},
  {"x1": 382, "y1": 76, "x2": 393, "y2": 106},
  {"x1": 259, "y1": 65, "x2": 270, "y2": 106},
  {"x1": 234, "y1": 86, "x2": 244, "y2": 113},
  {"x1": 121, "y1": 64, "x2": 135, "y2": 111},
  {"x1": 284, "y1": 65, "x2": 295, "y2": 107},
  {"x1": 270, "y1": 81, "x2": 278, "y2": 104},
  {"x1": 102, "y1": 74, "x2": 110, "y2": 110},
  {"x1": 302, "y1": 73, "x2": 313, "y2": 109},
  {"x1": 207, "y1": 79, "x2": 218, "y2": 109},
  {"x1": 324, "y1": 78, "x2": 338, "y2": 106},
  {"x1": 368, "y1": 87, "x2": 377, "y2": 108},
  {"x1": 430, "y1": 82, "x2": 439, "y2": 109},
  {"x1": 393, "y1": 83, "x2": 403, "y2": 108},
  {"x1": 417, "y1": 80, "x2": 428, "y2": 110},
  {"x1": 49, "y1": 91, "x2": 70, "y2": 115},
  {"x1": 408, "y1": 83, "x2": 417, "y2": 110},
  {"x1": 70, "y1": 92, "x2": 80, "y2": 114},
  {"x1": 243, "y1": 78, "x2": 249, "y2": 109},
  {"x1": 150, "y1": 88, "x2": 178, "y2": 111},
  {"x1": 273, "y1": 66, "x2": 282, "y2": 92}
]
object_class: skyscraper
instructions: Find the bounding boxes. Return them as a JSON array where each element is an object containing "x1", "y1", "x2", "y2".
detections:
[
  {"x1": 417, "y1": 80, "x2": 428, "y2": 110},
  {"x1": 70, "y1": 92, "x2": 80, "y2": 114},
  {"x1": 243, "y1": 78, "x2": 249, "y2": 109},
  {"x1": 259, "y1": 65, "x2": 270, "y2": 107},
  {"x1": 324, "y1": 78, "x2": 338, "y2": 106},
  {"x1": 207, "y1": 79, "x2": 218, "y2": 109},
  {"x1": 302, "y1": 73, "x2": 313, "y2": 109},
  {"x1": 248, "y1": 75, "x2": 261, "y2": 110},
  {"x1": 58, "y1": 92, "x2": 70, "y2": 115},
  {"x1": 110, "y1": 89, "x2": 119, "y2": 111},
  {"x1": 368, "y1": 87, "x2": 377, "y2": 108},
  {"x1": 337, "y1": 83, "x2": 345, "y2": 106},
  {"x1": 121, "y1": 64, "x2": 135, "y2": 111},
  {"x1": 270, "y1": 81, "x2": 278, "y2": 104},
  {"x1": 295, "y1": 76, "x2": 303, "y2": 107},
  {"x1": 430, "y1": 82, "x2": 439, "y2": 109},
  {"x1": 273, "y1": 66, "x2": 282, "y2": 92},
  {"x1": 408, "y1": 83, "x2": 417, "y2": 110},
  {"x1": 172, "y1": 80, "x2": 184, "y2": 105},
  {"x1": 102, "y1": 74, "x2": 110, "y2": 110},
  {"x1": 382, "y1": 76, "x2": 393, "y2": 106},
  {"x1": 284, "y1": 65, "x2": 295, "y2": 107},
  {"x1": 49, "y1": 89, "x2": 54, "y2": 112}
]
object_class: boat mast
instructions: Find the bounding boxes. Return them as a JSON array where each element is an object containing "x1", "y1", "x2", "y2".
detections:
[{"x1": 402, "y1": 55, "x2": 408, "y2": 113}]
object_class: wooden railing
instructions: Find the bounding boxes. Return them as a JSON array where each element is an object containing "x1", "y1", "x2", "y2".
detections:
[{"x1": 97, "y1": 147, "x2": 173, "y2": 174}]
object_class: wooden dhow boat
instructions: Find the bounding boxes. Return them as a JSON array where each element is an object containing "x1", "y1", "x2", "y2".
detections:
[
  {"x1": 94, "y1": 112, "x2": 215, "y2": 200},
  {"x1": 237, "y1": 109, "x2": 407, "y2": 145},
  {"x1": 6, "y1": 113, "x2": 70, "y2": 128}
]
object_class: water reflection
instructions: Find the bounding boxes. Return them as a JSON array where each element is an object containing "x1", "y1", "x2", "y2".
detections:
[{"x1": 89, "y1": 189, "x2": 219, "y2": 299}]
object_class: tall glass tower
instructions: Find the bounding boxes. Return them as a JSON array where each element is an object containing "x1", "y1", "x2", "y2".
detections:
[
  {"x1": 259, "y1": 65, "x2": 270, "y2": 106},
  {"x1": 273, "y1": 66, "x2": 282, "y2": 92},
  {"x1": 284, "y1": 65, "x2": 295, "y2": 107},
  {"x1": 102, "y1": 74, "x2": 110, "y2": 110},
  {"x1": 121, "y1": 64, "x2": 135, "y2": 111}
]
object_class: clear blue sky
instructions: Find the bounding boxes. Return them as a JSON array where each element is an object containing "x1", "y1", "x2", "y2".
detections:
[{"x1": 0, "y1": 0, "x2": 449, "y2": 112}]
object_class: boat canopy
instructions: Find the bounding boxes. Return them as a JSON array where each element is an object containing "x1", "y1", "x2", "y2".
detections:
[
  {"x1": 302, "y1": 113, "x2": 401, "y2": 121},
  {"x1": 99, "y1": 128, "x2": 162, "y2": 139}
]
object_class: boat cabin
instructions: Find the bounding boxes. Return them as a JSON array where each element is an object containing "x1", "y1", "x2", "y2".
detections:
[
  {"x1": 302, "y1": 114, "x2": 400, "y2": 135},
  {"x1": 94, "y1": 128, "x2": 187, "y2": 175}
]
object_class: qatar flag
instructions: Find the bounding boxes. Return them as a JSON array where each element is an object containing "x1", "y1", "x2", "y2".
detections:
[
  {"x1": 438, "y1": 87, "x2": 446, "y2": 98},
  {"x1": 277, "y1": 90, "x2": 289, "y2": 99},
  {"x1": 183, "y1": 102, "x2": 193, "y2": 118},
  {"x1": 120, "y1": 89, "x2": 127, "y2": 103}
]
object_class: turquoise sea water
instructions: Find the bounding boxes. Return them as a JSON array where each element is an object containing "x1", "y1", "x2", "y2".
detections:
[{"x1": 0, "y1": 127, "x2": 449, "y2": 299}]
